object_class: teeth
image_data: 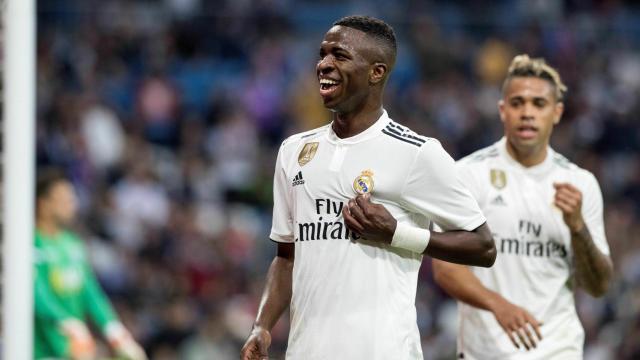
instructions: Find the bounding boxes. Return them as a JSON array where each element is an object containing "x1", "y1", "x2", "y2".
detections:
[{"x1": 320, "y1": 79, "x2": 338, "y2": 85}]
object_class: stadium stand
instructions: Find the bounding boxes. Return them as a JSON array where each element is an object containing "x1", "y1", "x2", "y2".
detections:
[{"x1": 36, "y1": 1, "x2": 640, "y2": 358}]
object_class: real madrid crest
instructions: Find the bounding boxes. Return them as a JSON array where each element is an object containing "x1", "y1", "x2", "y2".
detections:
[
  {"x1": 353, "y1": 170, "x2": 375, "y2": 194},
  {"x1": 298, "y1": 142, "x2": 319, "y2": 166},
  {"x1": 490, "y1": 169, "x2": 507, "y2": 189}
]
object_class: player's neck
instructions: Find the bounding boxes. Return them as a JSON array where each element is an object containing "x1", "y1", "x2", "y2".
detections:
[
  {"x1": 506, "y1": 140, "x2": 548, "y2": 168},
  {"x1": 332, "y1": 106, "x2": 383, "y2": 139},
  {"x1": 36, "y1": 218, "x2": 62, "y2": 238}
]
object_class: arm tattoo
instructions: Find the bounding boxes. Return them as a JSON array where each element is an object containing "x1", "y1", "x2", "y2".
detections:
[{"x1": 571, "y1": 226, "x2": 612, "y2": 296}]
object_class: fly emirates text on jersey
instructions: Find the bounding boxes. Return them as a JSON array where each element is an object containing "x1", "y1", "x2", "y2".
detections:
[
  {"x1": 496, "y1": 219, "x2": 568, "y2": 258},
  {"x1": 296, "y1": 198, "x2": 361, "y2": 242}
]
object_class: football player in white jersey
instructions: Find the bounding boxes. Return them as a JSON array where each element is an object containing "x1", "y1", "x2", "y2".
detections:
[
  {"x1": 429, "y1": 55, "x2": 614, "y2": 359},
  {"x1": 241, "y1": 16, "x2": 496, "y2": 360}
]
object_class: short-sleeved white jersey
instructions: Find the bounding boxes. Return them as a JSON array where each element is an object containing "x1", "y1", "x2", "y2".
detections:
[
  {"x1": 270, "y1": 111, "x2": 486, "y2": 360},
  {"x1": 455, "y1": 137, "x2": 610, "y2": 360}
]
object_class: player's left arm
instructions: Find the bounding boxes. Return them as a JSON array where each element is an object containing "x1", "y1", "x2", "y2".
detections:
[
  {"x1": 553, "y1": 181, "x2": 613, "y2": 297},
  {"x1": 344, "y1": 194, "x2": 495, "y2": 267},
  {"x1": 344, "y1": 140, "x2": 495, "y2": 266},
  {"x1": 81, "y1": 257, "x2": 147, "y2": 360},
  {"x1": 81, "y1": 262, "x2": 118, "y2": 329}
]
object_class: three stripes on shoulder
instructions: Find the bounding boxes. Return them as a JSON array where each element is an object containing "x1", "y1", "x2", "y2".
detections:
[{"x1": 381, "y1": 122, "x2": 427, "y2": 147}]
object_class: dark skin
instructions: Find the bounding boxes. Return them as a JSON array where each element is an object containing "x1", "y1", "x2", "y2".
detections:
[
  {"x1": 433, "y1": 76, "x2": 613, "y2": 351},
  {"x1": 323, "y1": 27, "x2": 495, "y2": 267},
  {"x1": 343, "y1": 194, "x2": 496, "y2": 267},
  {"x1": 317, "y1": 25, "x2": 393, "y2": 138},
  {"x1": 242, "y1": 23, "x2": 494, "y2": 359},
  {"x1": 241, "y1": 243, "x2": 293, "y2": 360},
  {"x1": 242, "y1": 25, "x2": 395, "y2": 360}
]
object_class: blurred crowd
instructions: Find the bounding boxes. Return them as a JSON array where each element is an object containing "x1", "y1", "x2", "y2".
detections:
[{"x1": 36, "y1": 0, "x2": 640, "y2": 359}]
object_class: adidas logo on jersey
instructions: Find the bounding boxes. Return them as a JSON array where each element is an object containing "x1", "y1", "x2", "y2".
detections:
[
  {"x1": 292, "y1": 171, "x2": 305, "y2": 186},
  {"x1": 490, "y1": 195, "x2": 506, "y2": 206}
]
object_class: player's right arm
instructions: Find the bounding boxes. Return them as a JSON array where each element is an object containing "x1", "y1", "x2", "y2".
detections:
[
  {"x1": 241, "y1": 242, "x2": 294, "y2": 360},
  {"x1": 432, "y1": 259, "x2": 542, "y2": 350},
  {"x1": 242, "y1": 141, "x2": 295, "y2": 360}
]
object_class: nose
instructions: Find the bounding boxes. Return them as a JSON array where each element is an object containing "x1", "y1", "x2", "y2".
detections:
[
  {"x1": 521, "y1": 102, "x2": 535, "y2": 121},
  {"x1": 317, "y1": 55, "x2": 334, "y2": 76}
]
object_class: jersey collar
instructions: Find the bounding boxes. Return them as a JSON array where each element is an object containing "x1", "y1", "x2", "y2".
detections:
[
  {"x1": 497, "y1": 137, "x2": 555, "y2": 176},
  {"x1": 327, "y1": 110, "x2": 390, "y2": 145}
]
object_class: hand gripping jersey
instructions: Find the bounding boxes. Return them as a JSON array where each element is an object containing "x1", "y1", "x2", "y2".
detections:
[
  {"x1": 270, "y1": 111, "x2": 486, "y2": 360},
  {"x1": 455, "y1": 137, "x2": 610, "y2": 360}
]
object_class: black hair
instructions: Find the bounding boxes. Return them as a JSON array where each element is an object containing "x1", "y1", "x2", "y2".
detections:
[
  {"x1": 333, "y1": 15, "x2": 397, "y2": 55},
  {"x1": 36, "y1": 168, "x2": 69, "y2": 200}
]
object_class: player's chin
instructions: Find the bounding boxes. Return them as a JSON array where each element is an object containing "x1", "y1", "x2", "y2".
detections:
[
  {"x1": 58, "y1": 216, "x2": 76, "y2": 226},
  {"x1": 322, "y1": 99, "x2": 341, "y2": 112},
  {"x1": 510, "y1": 133, "x2": 541, "y2": 147},
  {"x1": 321, "y1": 92, "x2": 346, "y2": 109}
]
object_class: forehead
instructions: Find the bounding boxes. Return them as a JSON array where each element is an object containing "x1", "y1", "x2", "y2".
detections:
[
  {"x1": 49, "y1": 181, "x2": 74, "y2": 197},
  {"x1": 504, "y1": 77, "x2": 555, "y2": 100},
  {"x1": 321, "y1": 25, "x2": 369, "y2": 51}
]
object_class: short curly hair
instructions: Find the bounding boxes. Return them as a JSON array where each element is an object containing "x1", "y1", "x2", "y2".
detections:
[
  {"x1": 333, "y1": 15, "x2": 397, "y2": 55},
  {"x1": 503, "y1": 54, "x2": 568, "y2": 101}
]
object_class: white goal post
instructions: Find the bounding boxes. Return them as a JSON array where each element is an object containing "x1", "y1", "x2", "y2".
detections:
[{"x1": 2, "y1": 0, "x2": 35, "y2": 358}]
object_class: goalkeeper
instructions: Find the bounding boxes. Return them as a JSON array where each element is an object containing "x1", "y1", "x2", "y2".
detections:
[{"x1": 34, "y1": 169, "x2": 146, "y2": 360}]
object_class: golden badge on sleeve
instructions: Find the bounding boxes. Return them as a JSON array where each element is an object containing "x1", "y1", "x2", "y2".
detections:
[
  {"x1": 298, "y1": 142, "x2": 319, "y2": 166},
  {"x1": 490, "y1": 169, "x2": 507, "y2": 189}
]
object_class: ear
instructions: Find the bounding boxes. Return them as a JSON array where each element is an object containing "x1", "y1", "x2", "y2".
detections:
[
  {"x1": 498, "y1": 99, "x2": 506, "y2": 123},
  {"x1": 369, "y1": 63, "x2": 388, "y2": 85},
  {"x1": 553, "y1": 101, "x2": 564, "y2": 125}
]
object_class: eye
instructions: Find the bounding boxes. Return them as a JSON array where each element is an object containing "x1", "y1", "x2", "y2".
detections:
[
  {"x1": 510, "y1": 99, "x2": 523, "y2": 107},
  {"x1": 534, "y1": 99, "x2": 547, "y2": 108},
  {"x1": 334, "y1": 51, "x2": 350, "y2": 61}
]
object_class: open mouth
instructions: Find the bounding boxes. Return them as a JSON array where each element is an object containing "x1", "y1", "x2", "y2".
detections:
[
  {"x1": 319, "y1": 78, "x2": 340, "y2": 97},
  {"x1": 516, "y1": 125, "x2": 538, "y2": 139}
]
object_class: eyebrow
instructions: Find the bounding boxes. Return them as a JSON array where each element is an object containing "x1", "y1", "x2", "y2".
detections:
[
  {"x1": 508, "y1": 95, "x2": 550, "y2": 101},
  {"x1": 319, "y1": 44, "x2": 350, "y2": 56}
]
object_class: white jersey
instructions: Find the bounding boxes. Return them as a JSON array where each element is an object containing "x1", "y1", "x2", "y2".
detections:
[
  {"x1": 456, "y1": 137, "x2": 610, "y2": 360},
  {"x1": 270, "y1": 111, "x2": 486, "y2": 360}
]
